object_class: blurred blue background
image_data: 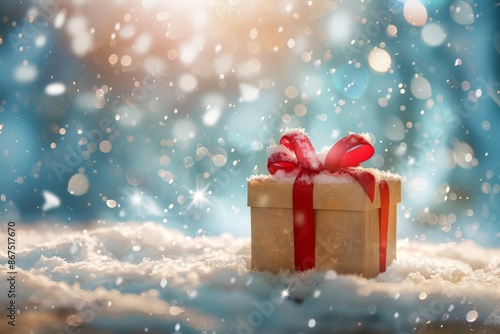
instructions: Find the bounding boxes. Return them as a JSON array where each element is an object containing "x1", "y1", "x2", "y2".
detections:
[{"x1": 0, "y1": 0, "x2": 498, "y2": 246}]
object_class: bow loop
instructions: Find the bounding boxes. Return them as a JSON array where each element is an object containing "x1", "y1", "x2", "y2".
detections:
[
  {"x1": 279, "y1": 131, "x2": 323, "y2": 171},
  {"x1": 267, "y1": 131, "x2": 376, "y2": 201},
  {"x1": 267, "y1": 145, "x2": 299, "y2": 174},
  {"x1": 325, "y1": 133, "x2": 374, "y2": 169}
]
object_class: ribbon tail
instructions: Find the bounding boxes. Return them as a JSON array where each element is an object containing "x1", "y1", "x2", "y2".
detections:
[
  {"x1": 378, "y1": 180, "x2": 390, "y2": 272},
  {"x1": 292, "y1": 171, "x2": 315, "y2": 271},
  {"x1": 343, "y1": 169, "x2": 376, "y2": 202}
]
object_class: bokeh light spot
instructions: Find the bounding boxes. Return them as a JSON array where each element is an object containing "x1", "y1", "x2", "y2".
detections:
[
  {"x1": 329, "y1": 12, "x2": 352, "y2": 41},
  {"x1": 466, "y1": 310, "x2": 478, "y2": 322},
  {"x1": 294, "y1": 104, "x2": 307, "y2": 117},
  {"x1": 120, "y1": 55, "x2": 132, "y2": 67},
  {"x1": 246, "y1": 58, "x2": 261, "y2": 73},
  {"x1": 203, "y1": 108, "x2": 221, "y2": 126},
  {"x1": 285, "y1": 86, "x2": 299, "y2": 99},
  {"x1": 68, "y1": 174, "x2": 90, "y2": 196},
  {"x1": 99, "y1": 140, "x2": 112, "y2": 153},
  {"x1": 14, "y1": 65, "x2": 38, "y2": 83},
  {"x1": 385, "y1": 24, "x2": 397, "y2": 38},
  {"x1": 450, "y1": 1, "x2": 475, "y2": 25},
  {"x1": 421, "y1": 23, "x2": 446, "y2": 47},
  {"x1": 404, "y1": 0, "x2": 428, "y2": 27},
  {"x1": 45, "y1": 82, "x2": 66, "y2": 96},
  {"x1": 126, "y1": 167, "x2": 145, "y2": 186},
  {"x1": 178, "y1": 73, "x2": 198, "y2": 93},
  {"x1": 410, "y1": 76, "x2": 432, "y2": 99},
  {"x1": 109, "y1": 54, "x2": 118, "y2": 65},
  {"x1": 368, "y1": 48, "x2": 392, "y2": 73}
]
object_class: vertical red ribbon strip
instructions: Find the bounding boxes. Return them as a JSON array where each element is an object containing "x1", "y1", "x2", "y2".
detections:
[
  {"x1": 267, "y1": 130, "x2": 391, "y2": 271},
  {"x1": 378, "y1": 180, "x2": 390, "y2": 272},
  {"x1": 292, "y1": 171, "x2": 316, "y2": 271}
]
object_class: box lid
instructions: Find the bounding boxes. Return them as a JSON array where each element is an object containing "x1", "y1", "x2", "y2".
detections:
[{"x1": 247, "y1": 170, "x2": 401, "y2": 211}]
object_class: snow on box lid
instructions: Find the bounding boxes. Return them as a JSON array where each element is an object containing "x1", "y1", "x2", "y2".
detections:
[
  {"x1": 248, "y1": 170, "x2": 401, "y2": 211},
  {"x1": 248, "y1": 168, "x2": 401, "y2": 184}
]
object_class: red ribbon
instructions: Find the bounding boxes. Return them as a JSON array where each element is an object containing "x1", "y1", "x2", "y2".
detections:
[
  {"x1": 267, "y1": 130, "x2": 390, "y2": 272},
  {"x1": 378, "y1": 180, "x2": 390, "y2": 272}
]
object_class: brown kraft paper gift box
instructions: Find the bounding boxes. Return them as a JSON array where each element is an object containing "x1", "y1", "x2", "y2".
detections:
[{"x1": 248, "y1": 171, "x2": 401, "y2": 277}]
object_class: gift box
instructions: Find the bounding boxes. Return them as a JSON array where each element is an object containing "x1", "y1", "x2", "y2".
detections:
[{"x1": 247, "y1": 129, "x2": 401, "y2": 277}]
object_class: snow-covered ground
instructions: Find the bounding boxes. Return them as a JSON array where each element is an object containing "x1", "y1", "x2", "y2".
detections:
[{"x1": 1, "y1": 221, "x2": 499, "y2": 333}]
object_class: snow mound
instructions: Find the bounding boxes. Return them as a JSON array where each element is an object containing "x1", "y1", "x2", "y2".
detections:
[{"x1": 1, "y1": 221, "x2": 499, "y2": 333}]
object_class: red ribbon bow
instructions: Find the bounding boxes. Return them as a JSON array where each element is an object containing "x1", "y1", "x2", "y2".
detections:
[{"x1": 267, "y1": 130, "x2": 390, "y2": 272}]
